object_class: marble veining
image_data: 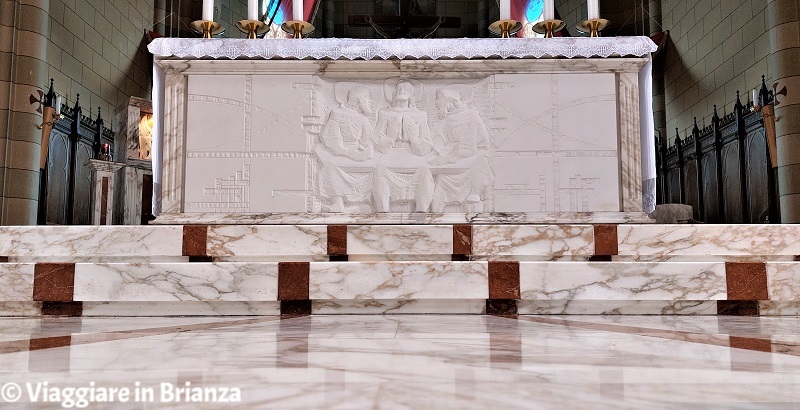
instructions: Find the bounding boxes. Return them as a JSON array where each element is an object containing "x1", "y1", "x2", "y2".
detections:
[
  {"x1": 767, "y1": 262, "x2": 800, "y2": 301},
  {"x1": 472, "y1": 225, "x2": 594, "y2": 256},
  {"x1": 206, "y1": 225, "x2": 327, "y2": 258},
  {"x1": 519, "y1": 262, "x2": 727, "y2": 301},
  {"x1": 309, "y1": 262, "x2": 488, "y2": 300},
  {"x1": 81, "y1": 301, "x2": 280, "y2": 316},
  {"x1": 73, "y1": 263, "x2": 279, "y2": 302},
  {"x1": 518, "y1": 300, "x2": 720, "y2": 315},
  {"x1": 0, "y1": 226, "x2": 183, "y2": 259},
  {"x1": 618, "y1": 224, "x2": 800, "y2": 256},
  {"x1": 312, "y1": 299, "x2": 485, "y2": 314},
  {"x1": 0, "y1": 263, "x2": 34, "y2": 302},
  {"x1": 347, "y1": 225, "x2": 453, "y2": 256}
]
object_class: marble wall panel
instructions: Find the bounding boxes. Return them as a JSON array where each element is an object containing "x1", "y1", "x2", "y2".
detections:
[
  {"x1": 519, "y1": 262, "x2": 727, "y2": 301},
  {"x1": 206, "y1": 225, "x2": 327, "y2": 259},
  {"x1": 347, "y1": 225, "x2": 453, "y2": 256},
  {"x1": 312, "y1": 299, "x2": 486, "y2": 314},
  {"x1": 0, "y1": 226, "x2": 184, "y2": 260},
  {"x1": 73, "y1": 263, "x2": 279, "y2": 302},
  {"x1": 0, "y1": 263, "x2": 35, "y2": 301},
  {"x1": 472, "y1": 225, "x2": 594, "y2": 257},
  {"x1": 618, "y1": 225, "x2": 800, "y2": 256},
  {"x1": 81, "y1": 301, "x2": 280, "y2": 316},
  {"x1": 309, "y1": 262, "x2": 488, "y2": 300},
  {"x1": 517, "y1": 300, "x2": 720, "y2": 315}
]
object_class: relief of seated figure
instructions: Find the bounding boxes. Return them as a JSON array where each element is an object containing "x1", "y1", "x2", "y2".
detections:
[
  {"x1": 429, "y1": 87, "x2": 493, "y2": 212},
  {"x1": 372, "y1": 80, "x2": 434, "y2": 212},
  {"x1": 315, "y1": 86, "x2": 375, "y2": 212}
]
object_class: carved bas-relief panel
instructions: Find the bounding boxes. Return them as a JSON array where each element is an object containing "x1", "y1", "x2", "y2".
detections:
[{"x1": 181, "y1": 67, "x2": 621, "y2": 218}]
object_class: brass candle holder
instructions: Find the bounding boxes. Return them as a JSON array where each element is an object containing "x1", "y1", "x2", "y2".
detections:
[
  {"x1": 281, "y1": 20, "x2": 315, "y2": 39},
  {"x1": 236, "y1": 19, "x2": 269, "y2": 39},
  {"x1": 576, "y1": 18, "x2": 609, "y2": 37},
  {"x1": 532, "y1": 19, "x2": 566, "y2": 38},
  {"x1": 190, "y1": 20, "x2": 225, "y2": 38},
  {"x1": 489, "y1": 19, "x2": 522, "y2": 38}
]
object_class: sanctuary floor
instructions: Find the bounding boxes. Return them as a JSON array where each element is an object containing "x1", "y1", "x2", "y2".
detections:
[{"x1": 0, "y1": 315, "x2": 799, "y2": 408}]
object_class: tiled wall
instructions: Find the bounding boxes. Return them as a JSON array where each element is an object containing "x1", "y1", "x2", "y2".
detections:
[
  {"x1": 661, "y1": 0, "x2": 770, "y2": 140},
  {"x1": 46, "y1": 0, "x2": 155, "y2": 124}
]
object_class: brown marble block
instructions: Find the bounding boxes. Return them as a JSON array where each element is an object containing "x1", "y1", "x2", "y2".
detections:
[
  {"x1": 278, "y1": 262, "x2": 310, "y2": 301},
  {"x1": 489, "y1": 261, "x2": 520, "y2": 300},
  {"x1": 327, "y1": 225, "x2": 348, "y2": 261},
  {"x1": 182, "y1": 225, "x2": 208, "y2": 258},
  {"x1": 33, "y1": 263, "x2": 76, "y2": 302},
  {"x1": 453, "y1": 224, "x2": 472, "y2": 256},
  {"x1": 593, "y1": 224, "x2": 618, "y2": 256},
  {"x1": 725, "y1": 262, "x2": 768, "y2": 301},
  {"x1": 42, "y1": 302, "x2": 83, "y2": 316},
  {"x1": 717, "y1": 300, "x2": 760, "y2": 316},
  {"x1": 486, "y1": 299, "x2": 518, "y2": 316}
]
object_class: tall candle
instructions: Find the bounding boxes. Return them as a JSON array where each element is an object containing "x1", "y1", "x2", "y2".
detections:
[
  {"x1": 752, "y1": 89, "x2": 758, "y2": 104},
  {"x1": 294, "y1": 0, "x2": 303, "y2": 21},
  {"x1": 202, "y1": 0, "x2": 214, "y2": 21},
  {"x1": 55, "y1": 96, "x2": 62, "y2": 115},
  {"x1": 500, "y1": 0, "x2": 510, "y2": 20},
  {"x1": 543, "y1": 0, "x2": 554, "y2": 20},
  {"x1": 587, "y1": 0, "x2": 599, "y2": 20},
  {"x1": 248, "y1": 0, "x2": 258, "y2": 20}
]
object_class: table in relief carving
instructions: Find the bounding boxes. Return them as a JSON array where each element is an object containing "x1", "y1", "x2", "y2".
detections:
[{"x1": 148, "y1": 37, "x2": 657, "y2": 224}]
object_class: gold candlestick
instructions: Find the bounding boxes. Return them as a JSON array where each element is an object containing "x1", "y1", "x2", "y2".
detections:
[
  {"x1": 532, "y1": 19, "x2": 565, "y2": 38},
  {"x1": 489, "y1": 19, "x2": 522, "y2": 38},
  {"x1": 190, "y1": 20, "x2": 225, "y2": 38},
  {"x1": 576, "y1": 18, "x2": 609, "y2": 37},
  {"x1": 236, "y1": 19, "x2": 269, "y2": 39},
  {"x1": 281, "y1": 20, "x2": 315, "y2": 39}
]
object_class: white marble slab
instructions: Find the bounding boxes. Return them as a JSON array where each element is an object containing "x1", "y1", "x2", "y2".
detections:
[
  {"x1": 82, "y1": 301, "x2": 280, "y2": 316},
  {"x1": 519, "y1": 262, "x2": 727, "y2": 301},
  {"x1": 73, "y1": 263, "x2": 279, "y2": 302},
  {"x1": 518, "y1": 300, "x2": 719, "y2": 315},
  {"x1": 472, "y1": 225, "x2": 594, "y2": 257},
  {"x1": 0, "y1": 263, "x2": 34, "y2": 302},
  {"x1": 767, "y1": 263, "x2": 800, "y2": 301},
  {"x1": 207, "y1": 225, "x2": 327, "y2": 258},
  {"x1": 309, "y1": 262, "x2": 488, "y2": 300},
  {"x1": 618, "y1": 225, "x2": 800, "y2": 256},
  {"x1": 347, "y1": 225, "x2": 453, "y2": 256},
  {"x1": 0, "y1": 302, "x2": 41, "y2": 316},
  {"x1": 760, "y1": 301, "x2": 800, "y2": 316},
  {"x1": 0, "y1": 226, "x2": 183, "y2": 259},
  {"x1": 312, "y1": 300, "x2": 485, "y2": 314}
]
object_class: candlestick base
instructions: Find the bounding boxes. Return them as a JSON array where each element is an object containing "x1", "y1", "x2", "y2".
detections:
[
  {"x1": 489, "y1": 19, "x2": 522, "y2": 38},
  {"x1": 236, "y1": 19, "x2": 269, "y2": 39},
  {"x1": 190, "y1": 20, "x2": 225, "y2": 38},
  {"x1": 281, "y1": 20, "x2": 315, "y2": 39},
  {"x1": 532, "y1": 19, "x2": 565, "y2": 38},
  {"x1": 576, "y1": 18, "x2": 609, "y2": 38}
]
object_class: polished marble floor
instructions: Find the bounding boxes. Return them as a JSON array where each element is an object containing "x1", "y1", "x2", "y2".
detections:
[{"x1": 0, "y1": 315, "x2": 799, "y2": 408}]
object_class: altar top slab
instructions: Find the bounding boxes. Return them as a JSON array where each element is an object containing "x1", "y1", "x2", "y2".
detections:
[{"x1": 148, "y1": 37, "x2": 657, "y2": 60}]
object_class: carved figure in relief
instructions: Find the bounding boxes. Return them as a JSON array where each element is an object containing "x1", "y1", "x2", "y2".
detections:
[
  {"x1": 138, "y1": 114, "x2": 154, "y2": 160},
  {"x1": 429, "y1": 87, "x2": 493, "y2": 212},
  {"x1": 372, "y1": 80, "x2": 434, "y2": 212},
  {"x1": 315, "y1": 86, "x2": 376, "y2": 212}
]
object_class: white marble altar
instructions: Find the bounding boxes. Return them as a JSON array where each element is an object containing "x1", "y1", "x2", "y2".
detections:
[
  {"x1": 85, "y1": 159, "x2": 125, "y2": 225},
  {"x1": 149, "y1": 37, "x2": 656, "y2": 224}
]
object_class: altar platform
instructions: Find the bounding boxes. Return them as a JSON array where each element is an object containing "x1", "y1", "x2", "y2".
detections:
[{"x1": 2, "y1": 223, "x2": 799, "y2": 316}]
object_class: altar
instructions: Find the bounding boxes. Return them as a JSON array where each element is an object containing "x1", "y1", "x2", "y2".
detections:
[{"x1": 148, "y1": 37, "x2": 657, "y2": 224}]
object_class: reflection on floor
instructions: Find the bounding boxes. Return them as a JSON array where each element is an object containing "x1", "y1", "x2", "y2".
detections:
[{"x1": 1, "y1": 315, "x2": 799, "y2": 408}]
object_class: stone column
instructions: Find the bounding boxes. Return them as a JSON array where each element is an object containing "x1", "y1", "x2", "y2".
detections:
[
  {"x1": 769, "y1": 0, "x2": 800, "y2": 222},
  {"x1": 85, "y1": 159, "x2": 124, "y2": 225},
  {"x1": 0, "y1": 0, "x2": 50, "y2": 225}
]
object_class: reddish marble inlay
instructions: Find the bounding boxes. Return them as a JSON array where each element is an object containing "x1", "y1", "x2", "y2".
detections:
[
  {"x1": 278, "y1": 262, "x2": 310, "y2": 301},
  {"x1": 33, "y1": 263, "x2": 76, "y2": 302},
  {"x1": 453, "y1": 224, "x2": 472, "y2": 256},
  {"x1": 593, "y1": 224, "x2": 618, "y2": 256},
  {"x1": 100, "y1": 177, "x2": 109, "y2": 225},
  {"x1": 327, "y1": 225, "x2": 347, "y2": 257},
  {"x1": 182, "y1": 225, "x2": 208, "y2": 257},
  {"x1": 726, "y1": 262, "x2": 768, "y2": 301},
  {"x1": 42, "y1": 301, "x2": 83, "y2": 316},
  {"x1": 488, "y1": 261, "x2": 520, "y2": 300}
]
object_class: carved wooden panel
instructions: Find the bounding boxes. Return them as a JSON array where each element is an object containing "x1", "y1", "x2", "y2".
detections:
[
  {"x1": 747, "y1": 130, "x2": 770, "y2": 224},
  {"x1": 722, "y1": 142, "x2": 743, "y2": 223},
  {"x1": 701, "y1": 153, "x2": 719, "y2": 223}
]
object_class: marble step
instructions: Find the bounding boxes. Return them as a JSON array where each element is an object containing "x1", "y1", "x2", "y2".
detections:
[
  {"x1": 3, "y1": 224, "x2": 800, "y2": 262},
  {"x1": 2, "y1": 260, "x2": 799, "y2": 316}
]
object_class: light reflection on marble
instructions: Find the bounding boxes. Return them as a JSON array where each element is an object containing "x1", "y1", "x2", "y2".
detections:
[{"x1": 0, "y1": 316, "x2": 799, "y2": 407}]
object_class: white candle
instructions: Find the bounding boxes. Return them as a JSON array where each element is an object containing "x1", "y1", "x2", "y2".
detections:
[
  {"x1": 587, "y1": 0, "x2": 599, "y2": 20},
  {"x1": 543, "y1": 0, "x2": 554, "y2": 20},
  {"x1": 500, "y1": 0, "x2": 510, "y2": 20},
  {"x1": 752, "y1": 89, "x2": 758, "y2": 104},
  {"x1": 55, "y1": 96, "x2": 62, "y2": 115},
  {"x1": 202, "y1": 0, "x2": 214, "y2": 21},
  {"x1": 248, "y1": 0, "x2": 258, "y2": 20},
  {"x1": 294, "y1": 0, "x2": 303, "y2": 21}
]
